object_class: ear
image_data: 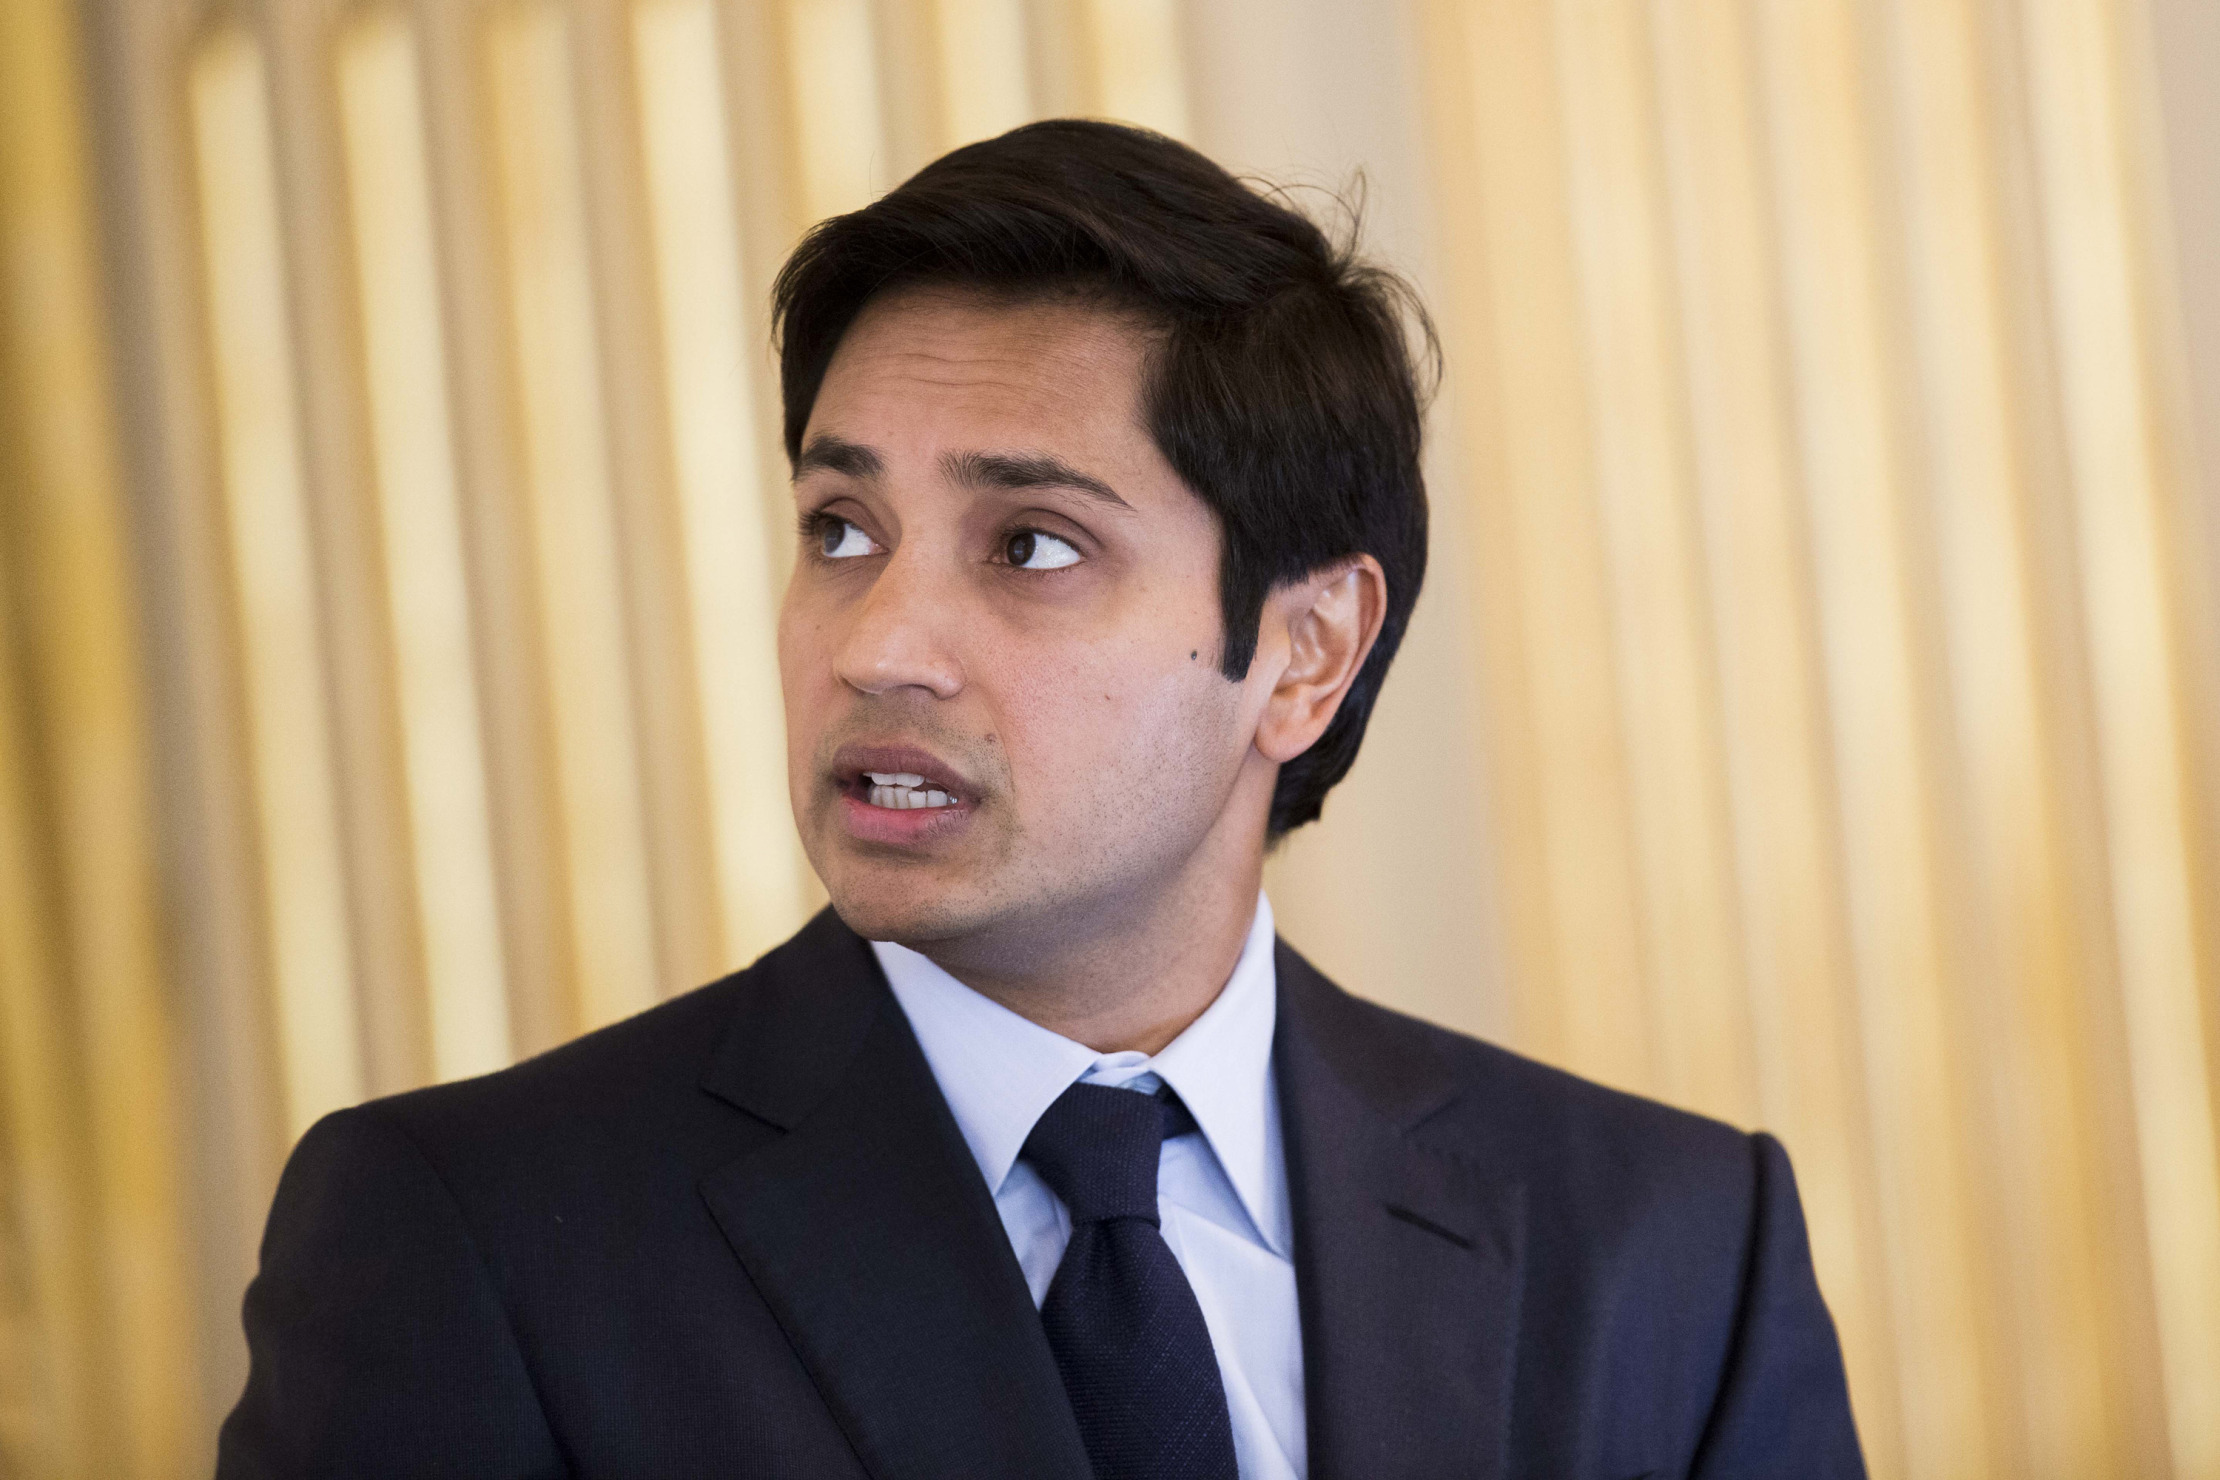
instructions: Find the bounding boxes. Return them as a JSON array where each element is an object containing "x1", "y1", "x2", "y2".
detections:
[{"x1": 1253, "y1": 555, "x2": 1389, "y2": 765}]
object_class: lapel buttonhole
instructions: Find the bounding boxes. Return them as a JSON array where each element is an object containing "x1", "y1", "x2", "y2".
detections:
[{"x1": 1384, "y1": 1201, "x2": 1475, "y2": 1249}]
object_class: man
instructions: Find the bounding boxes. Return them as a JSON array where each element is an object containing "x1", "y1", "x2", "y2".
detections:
[{"x1": 219, "y1": 121, "x2": 1864, "y2": 1479}]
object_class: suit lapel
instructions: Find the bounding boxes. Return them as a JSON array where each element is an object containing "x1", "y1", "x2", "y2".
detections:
[
  {"x1": 1276, "y1": 940, "x2": 1526, "y2": 1480},
  {"x1": 697, "y1": 911, "x2": 1090, "y2": 1480}
]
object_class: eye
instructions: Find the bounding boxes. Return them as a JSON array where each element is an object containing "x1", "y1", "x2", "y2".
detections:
[
  {"x1": 817, "y1": 516, "x2": 878, "y2": 559},
  {"x1": 1003, "y1": 529, "x2": 1081, "y2": 570}
]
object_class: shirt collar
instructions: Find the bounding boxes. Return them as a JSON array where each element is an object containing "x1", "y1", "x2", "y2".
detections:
[{"x1": 873, "y1": 893, "x2": 1287, "y2": 1256}]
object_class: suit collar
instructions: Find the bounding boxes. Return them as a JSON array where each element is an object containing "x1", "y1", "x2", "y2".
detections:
[
  {"x1": 697, "y1": 909, "x2": 1091, "y2": 1480},
  {"x1": 698, "y1": 907, "x2": 882, "y2": 1130},
  {"x1": 1275, "y1": 938, "x2": 1526, "y2": 1480}
]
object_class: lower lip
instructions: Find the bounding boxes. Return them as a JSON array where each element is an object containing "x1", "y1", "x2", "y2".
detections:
[{"x1": 837, "y1": 789, "x2": 975, "y2": 847}]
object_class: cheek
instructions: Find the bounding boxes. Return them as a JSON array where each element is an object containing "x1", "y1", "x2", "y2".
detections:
[
  {"x1": 777, "y1": 589, "x2": 837, "y2": 754},
  {"x1": 986, "y1": 628, "x2": 1244, "y2": 816},
  {"x1": 985, "y1": 565, "x2": 1231, "y2": 780}
]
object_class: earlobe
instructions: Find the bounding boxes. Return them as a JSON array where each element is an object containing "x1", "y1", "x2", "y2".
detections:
[{"x1": 1252, "y1": 556, "x2": 1388, "y2": 765}]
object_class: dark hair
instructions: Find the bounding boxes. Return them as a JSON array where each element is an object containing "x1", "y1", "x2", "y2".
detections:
[{"x1": 772, "y1": 119, "x2": 1434, "y2": 838}]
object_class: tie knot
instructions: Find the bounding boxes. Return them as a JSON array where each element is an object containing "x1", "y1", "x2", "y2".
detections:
[{"x1": 1020, "y1": 1082, "x2": 1194, "y2": 1225}]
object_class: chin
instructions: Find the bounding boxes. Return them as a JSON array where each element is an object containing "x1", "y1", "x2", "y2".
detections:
[{"x1": 817, "y1": 859, "x2": 986, "y2": 947}]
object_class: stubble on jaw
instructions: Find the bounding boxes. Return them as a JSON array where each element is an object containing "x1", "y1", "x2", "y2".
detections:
[{"x1": 807, "y1": 660, "x2": 1255, "y2": 988}]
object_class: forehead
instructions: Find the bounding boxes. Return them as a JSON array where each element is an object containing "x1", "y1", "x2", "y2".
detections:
[{"x1": 806, "y1": 286, "x2": 1155, "y2": 445}]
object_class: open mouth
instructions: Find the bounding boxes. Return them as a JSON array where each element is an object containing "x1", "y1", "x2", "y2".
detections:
[
  {"x1": 859, "y1": 772, "x2": 957, "y2": 810},
  {"x1": 831, "y1": 743, "x2": 977, "y2": 821}
]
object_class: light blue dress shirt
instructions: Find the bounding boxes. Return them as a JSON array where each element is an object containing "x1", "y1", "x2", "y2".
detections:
[{"x1": 872, "y1": 893, "x2": 1306, "y2": 1480}]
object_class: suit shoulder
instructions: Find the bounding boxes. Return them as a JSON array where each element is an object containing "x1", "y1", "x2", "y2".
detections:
[
  {"x1": 361, "y1": 908, "x2": 865, "y2": 1146},
  {"x1": 1303, "y1": 975, "x2": 1758, "y2": 1216},
  {"x1": 1440, "y1": 1015, "x2": 1746, "y2": 1166},
  {"x1": 364, "y1": 965, "x2": 750, "y2": 1144}
]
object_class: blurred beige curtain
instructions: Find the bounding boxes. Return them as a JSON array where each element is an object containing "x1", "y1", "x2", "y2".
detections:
[
  {"x1": 1, "y1": 0, "x2": 2214, "y2": 1477},
  {"x1": 1384, "y1": 4, "x2": 2220, "y2": 1477}
]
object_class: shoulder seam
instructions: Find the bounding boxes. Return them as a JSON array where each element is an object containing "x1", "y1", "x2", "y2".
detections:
[
  {"x1": 1683, "y1": 1129, "x2": 1769, "y2": 1470},
  {"x1": 351, "y1": 1102, "x2": 572, "y2": 1464}
]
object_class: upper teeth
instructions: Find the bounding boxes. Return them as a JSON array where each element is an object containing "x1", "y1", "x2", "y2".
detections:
[{"x1": 863, "y1": 772, "x2": 952, "y2": 810}]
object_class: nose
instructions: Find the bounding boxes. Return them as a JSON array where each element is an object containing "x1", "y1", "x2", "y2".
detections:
[{"x1": 832, "y1": 549, "x2": 966, "y2": 700}]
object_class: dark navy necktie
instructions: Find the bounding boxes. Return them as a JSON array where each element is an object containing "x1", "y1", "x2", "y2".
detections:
[{"x1": 1020, "y1": 1082, "x2": 1239, "y2": 1480}]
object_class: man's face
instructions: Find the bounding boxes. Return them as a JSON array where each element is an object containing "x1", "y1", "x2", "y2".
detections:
[{"x1": 779, "y1": 287, "x2": 1269, "y2": 956}]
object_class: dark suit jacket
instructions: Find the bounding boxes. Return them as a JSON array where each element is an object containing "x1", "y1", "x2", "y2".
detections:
[{"x1": 217, "y1": 907, "x2": 1865, "y2": 1479}]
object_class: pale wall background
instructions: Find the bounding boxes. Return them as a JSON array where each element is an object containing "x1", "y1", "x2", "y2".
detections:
[{"x1": 2, "y1": 0, "x2": 2216, "y2": 1476}]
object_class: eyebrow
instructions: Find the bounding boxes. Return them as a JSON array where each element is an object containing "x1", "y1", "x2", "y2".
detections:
[
  {"x1": 794, "y1": 435, "x2": 1133, "y2": 513},
  {"x1": 941, "y1": 450, "x2": 1132, "y2": 511},
  {"x1": 792, "y1": 434, "x2": 883, "y2": 481}
]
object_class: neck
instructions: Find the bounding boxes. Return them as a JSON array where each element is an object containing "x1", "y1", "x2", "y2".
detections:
[{"x1": 915, "y1": 837, "x2": 1266, "y2": 1057}]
